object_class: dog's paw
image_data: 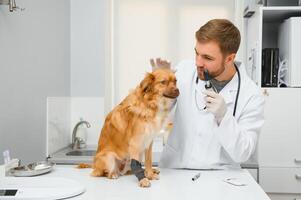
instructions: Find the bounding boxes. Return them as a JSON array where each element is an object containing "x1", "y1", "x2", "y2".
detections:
[
  {"x1": 145, "y1": 170, "x2": 160, "y2": 180},
  {"x1": 139, "y1": 178, "x2": 151, "y2": 187},
  {"x1": 152, "y1": 168, "x2": 160, "y2": 174},
  {"x1": 108, "y1": 172, "x2": 119, "y2": 179},
  {"x1": 91, "y1": 169, "x2": 102, "y2": 177}
]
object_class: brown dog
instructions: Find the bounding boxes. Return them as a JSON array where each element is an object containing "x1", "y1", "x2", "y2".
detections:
[{"x1": 85, "y1": 67, "x2": 179, "y2": 187}]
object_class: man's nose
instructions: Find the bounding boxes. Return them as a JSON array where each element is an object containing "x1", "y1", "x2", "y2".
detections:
[{"x1": 195, "y1": 55, "x2": 204, "y2": 67}]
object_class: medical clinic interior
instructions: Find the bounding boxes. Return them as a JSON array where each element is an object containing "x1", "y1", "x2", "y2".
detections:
[{"x1": 1, "y1": 0, "x2": 301, "y2": 199}]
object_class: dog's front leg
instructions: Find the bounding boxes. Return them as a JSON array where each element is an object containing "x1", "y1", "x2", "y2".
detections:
[
  {"x1": 129, "y1": 143, "x2": 151, "y2": 187},
  {"x1": 144, "y1": 141, "x2": 160, "y2": 180}
]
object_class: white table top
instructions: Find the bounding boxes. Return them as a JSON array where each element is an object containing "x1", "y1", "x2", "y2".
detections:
[{"x1": 45, "y1": 165, "x2": 270, "y2": 200}]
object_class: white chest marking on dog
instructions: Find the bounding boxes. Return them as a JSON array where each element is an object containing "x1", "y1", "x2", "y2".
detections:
[{"x1": 143, "y1": 98, "x2": 175, "y2": 149}]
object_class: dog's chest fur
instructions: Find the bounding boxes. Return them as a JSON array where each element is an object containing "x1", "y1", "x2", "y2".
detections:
[{"x1": 142, "y1": 98, "x2": 175, "y2": 149}]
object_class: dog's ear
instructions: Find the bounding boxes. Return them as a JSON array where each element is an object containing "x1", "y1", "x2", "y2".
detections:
[{"x1": 140, "y1": 72, "x2": 155, "y2": 93}]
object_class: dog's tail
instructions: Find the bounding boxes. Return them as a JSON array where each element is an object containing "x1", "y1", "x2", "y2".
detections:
[{"x1": 77, "y1": 163, "x2": 92, "y2": 168}]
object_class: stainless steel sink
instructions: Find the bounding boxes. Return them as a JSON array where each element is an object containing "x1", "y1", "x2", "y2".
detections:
[{"x1": 65, "y1": 150, "x2": 96, "y2": 156}]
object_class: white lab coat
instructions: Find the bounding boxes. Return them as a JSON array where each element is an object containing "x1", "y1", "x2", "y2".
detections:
[{"x1": 159, "y1": 60, "x2": 265, "y2": 169}]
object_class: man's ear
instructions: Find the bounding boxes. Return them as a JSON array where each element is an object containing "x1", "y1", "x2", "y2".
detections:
[
  {"x1": 140, "y1": 72, "x2": 155, "y2": 93},
  {"x1": 226, "y1": 53, "x2": 236, "y2": 64}
]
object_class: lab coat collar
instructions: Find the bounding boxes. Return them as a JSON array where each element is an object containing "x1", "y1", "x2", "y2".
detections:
[{"x1": 218, "y1": 61, "x2": 244, "y2": 104}]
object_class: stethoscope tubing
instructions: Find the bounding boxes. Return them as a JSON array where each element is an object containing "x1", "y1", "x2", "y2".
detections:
[{"x1": 232, "y1": 64, "x2": 241, "y2": 117}]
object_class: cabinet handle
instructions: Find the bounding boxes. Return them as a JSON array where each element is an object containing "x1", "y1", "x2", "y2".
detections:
[
  {"x1": 295, "y1": 174, "x2": 301, "y2": 180},
  {"x1": 294, "y1": 158, "x2": 301, "y2": 164}
]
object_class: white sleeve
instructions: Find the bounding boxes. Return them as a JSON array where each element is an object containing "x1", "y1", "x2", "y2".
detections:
[{"x1": 214, "y1": 93, "x2": 265, "y2": 163}]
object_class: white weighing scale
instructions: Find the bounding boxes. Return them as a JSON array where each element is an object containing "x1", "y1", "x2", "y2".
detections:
[{"x1": 0, "y1": 177, "x2": 85, "y2": 199}]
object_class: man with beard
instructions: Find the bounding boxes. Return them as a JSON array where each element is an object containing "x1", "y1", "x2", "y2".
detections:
[{"x1": 152, "y1": 19, "x2": 265, "y2": 169}]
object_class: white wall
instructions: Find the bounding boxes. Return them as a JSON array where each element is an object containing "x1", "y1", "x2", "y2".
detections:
[
  {"x1": 70, "y1": 0, "x2": 106, "y2": 97},
  {"x1": 0, "y1": 0, "x2": 70, "y2": 164},
  {"x1": 113, "y1": 0, "x2": 237, "y2": 104}
]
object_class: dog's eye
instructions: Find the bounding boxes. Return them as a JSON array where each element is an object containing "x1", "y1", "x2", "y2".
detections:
[{"x1": 160, "y1": 80, "x2": 167, "y2": 85}]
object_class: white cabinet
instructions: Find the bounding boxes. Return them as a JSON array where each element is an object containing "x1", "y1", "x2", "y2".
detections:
[
  {"x1": 268, "y1": 194, "x2": 301, "y2": 200},
  {"x1": 260, "y1": 167, "x2": 301, "y2": 193},
  {"x1": 246, "y1": 6, "x2": 301, "y2": 199},
  {"x1": 258, "y1": 88, "x2": 301, "y2": 167}
]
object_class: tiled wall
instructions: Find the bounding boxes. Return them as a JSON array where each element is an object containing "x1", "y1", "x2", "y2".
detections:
[
  {"x1": 47, "y1": 97, "x2": 71, "y2": 156},
  {"x1": 70, "y1": 97, "x2": 104, "y2": 146},
  {"x1": 47, "y1": 97, "x2": 104, "y2": 155}
]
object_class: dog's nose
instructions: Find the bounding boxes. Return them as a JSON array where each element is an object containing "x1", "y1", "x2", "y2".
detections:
[{"x1": 174, "y1": 88, "x2": 180, "y2": 96}]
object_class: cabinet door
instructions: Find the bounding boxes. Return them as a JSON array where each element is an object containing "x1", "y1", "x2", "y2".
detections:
[
  {"x1": 258, "y1": 88, "x2": 301, "y2": 167},
  {"x1": 260, "y1": 167, "x2": 301, "y2": 194},
  {"x1": 268, "y1": 193, "x2": 301, "y2": 200}
]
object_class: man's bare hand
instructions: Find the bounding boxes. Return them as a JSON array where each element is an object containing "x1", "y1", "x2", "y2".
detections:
[{"x1": 150, "y1": 58, "x2": 171, "y2": 71}]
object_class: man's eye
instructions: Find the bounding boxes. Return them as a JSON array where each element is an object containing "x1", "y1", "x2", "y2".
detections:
[
  {"x1": 204, "y1": 56, "x2": 213, "y2": 60},
  {"x1": 160, "y1": 80, "x2": 167, "y2": 85}
]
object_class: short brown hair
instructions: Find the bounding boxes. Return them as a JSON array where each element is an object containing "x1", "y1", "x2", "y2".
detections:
[{"x1": 195, "y1": 19, "x2": 241, "y2": 56}]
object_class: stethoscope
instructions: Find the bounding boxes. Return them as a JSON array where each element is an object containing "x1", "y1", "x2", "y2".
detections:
[{"x1": 194, "y1": 64, "x2": 241, "y2": 117}]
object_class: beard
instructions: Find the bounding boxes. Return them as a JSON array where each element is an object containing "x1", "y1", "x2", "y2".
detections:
[{"x1": 196, "y1": 60, "x2": 226, "y2": 81}]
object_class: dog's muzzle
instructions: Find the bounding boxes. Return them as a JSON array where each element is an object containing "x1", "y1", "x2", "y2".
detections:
[{"x1": 163, "y1": 88, "x2": 180, "y2": 99}]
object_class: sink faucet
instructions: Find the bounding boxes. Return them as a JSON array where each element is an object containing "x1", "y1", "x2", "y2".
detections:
[{"x1": 72, "y1": 120, "x2": 91, "y2": 150}]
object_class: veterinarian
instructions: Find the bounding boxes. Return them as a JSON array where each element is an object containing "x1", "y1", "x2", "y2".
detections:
[{"x1": 155, "y1": 19, "x2": 265, "y2": 169}]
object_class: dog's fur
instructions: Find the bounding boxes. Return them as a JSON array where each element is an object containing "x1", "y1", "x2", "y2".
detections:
[{"x1": 79, "y1": 68, "x2": 179, "y2": 187}]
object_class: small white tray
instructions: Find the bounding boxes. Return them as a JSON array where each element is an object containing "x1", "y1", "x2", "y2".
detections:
[{"x1": 9, "y1": 161, "x2": 55, "y2": 177}]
